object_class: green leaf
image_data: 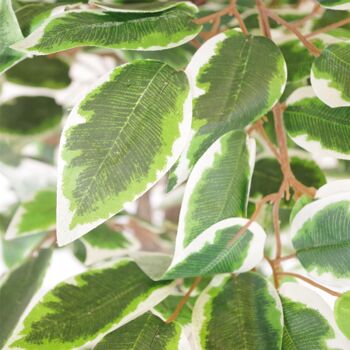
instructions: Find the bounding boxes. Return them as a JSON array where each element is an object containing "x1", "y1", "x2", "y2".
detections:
[
  {"x1": 311, "y1": 42, "x2": 350, "y2": 107},
  {"x1": 77, "y1": 223, "x2": 140, "y2": 265},
  {"x1": 192, "y1": 273, "x2": 283, "y2": 349},
  {"x1": 168, "y1": 29, "x2": 287, "y2": 189},
  {"x1": 15, "y1": 2, "x2": 66, "y2": 37},
  {"x1": 0, "y1": 0, "x2": 25, "y2": 74},
  {"x1": 291, "y1": 193, "x2": 350, "y2": 285},
  {"x1": 5, "y1": 189, "x2": 56, "y2": 239},
  {"x1": 316, "y1": 0, "x2": 350, "y2": 10},
  {"x1": 5, "y1": 56, "x2": 71, "y2": 89},
  {"x1": 11, "y1": 259, "x2": 175, "y2": 350},
  {"x1": 177, "y1": 130, "x2": 255, "y2": 248},
  {"x1": 123, "y1": 45, "x2": 194, "y2": 70},
  {"x1": 280, "y1": 282, "x2": 348, "y2": 349},
  {"x1": 0, "y1": 96, "x2": 63, "y2": 137},
  {"x1": 335, "y1": 291, "x2": 350, "y2": 339},
  {"x1": 251, "y1": 156, "x2": 326, "y2": 198},
  {"x1": 1, "y1": 233, "x2": 46, "y2": 268},
  {"x1": 0, "y1": 249, "x2": 52, "y2": 348},
  {"x1": 162, "y1": 218, "x2": 266, "y2": 279},
  {"x1": 92, "y1": 0, "x2": 191, "y2": 12},
  {"x1": 57, "y1": 60, "x2": 191, "y2": 246},
  {"x1": 312, "y1": 10, "x2": 350, "y2": 39},
  {"x1": 11, "y1": 4, "x2": 201, "y2": 55},
  {"x1": 285, "y1": 87, "x2": 350, "y2": 160},
  {"x1": 94, "y1": 312, "x2": 188, "y2": 349},
  {"x1": 154, "y1": 295, "x2": 195, "y2": 326},
  {"x1": 280, "y1": 39, "x2": 321, "y2": 83}
]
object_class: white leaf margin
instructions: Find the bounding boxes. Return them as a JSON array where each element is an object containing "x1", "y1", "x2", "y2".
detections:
[
  {"x1": 290, "y1": 192, "x2": 350, "y2": 286},
  {"x1": 280, "y1": 282, "x2": 350, "y2": 348},
  {"x1": 56, "y1": 61, "x2": 192, "y2": 246},
  {"x1": 286, "y1": 86, "x2": 350, "y2": 160},
  {"x1": 175, "y1": 132, "x2": 256, "y2": 251}
]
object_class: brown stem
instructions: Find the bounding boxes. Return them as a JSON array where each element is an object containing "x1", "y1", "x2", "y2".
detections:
[
  {"x1": 276, "y1": 252, "x2": 296, "y2": 262},
  {"x1": 265, "y1": 256, "x2": 280, "y2": 288},
  {"x1": 256, "y1": 0, "x2": 272, "y2": 38},
  {"x1": 273, "y1": 181, "x2": 287, "y2": 260},
  {"x1": 227, "y1": 193, "x2": 278, "y2": 247},
  {"x1": 291, "y1": 4, "x2": 322, "y2": 27},
  {"x1": 166, "y1": 277, "x2": 202, "y2": 323},
  {"x1": 266, "y1": 10, "x2": 321, "y2": 56},
  {"x1": 256, "y1": 121, "x2": 280, "y2": 160},
  {"x1": 230, "y1": 0, "x2": 249, "y2": 36},
  {"x1": 30, "y1": 230, "x2": 56, "y2": 257},
  {"x1": 306, "y1": 16, "x2": 350, "y2": 38},
  {"x1": 277, "y1": 272, "x2": 342, "y2": 297},
  {"x1": 193, "y1": 5, "x2": 234, "y2": 25}
]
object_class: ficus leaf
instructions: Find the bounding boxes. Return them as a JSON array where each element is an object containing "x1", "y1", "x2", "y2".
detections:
[
  {"x1": 285, "y1": 87, "x2": 350, "y2": 160},
  {"x1": 335, "y1": 291, "x2": 350, "y2": 340},
  {"x1": 11, "y1": 259, "x2": 175, "y2": 350},
  {"x1": 57, "y1": 60, "x2": 192, "y2": 246},
  {"x1": 311, "y1": 42, "x2": 350, "y2": 107},
  {"x1": 0, "y1": 0, "x2": 25, "y2": 74},
  {"x1": 280, "y1": 282, "x2": 349, "y2": 349},
  {"x1": 168, "y1": 29, "x2": 287, "y2": 189},
  {"x1": 0, "y1": 249, "x2": 52, "y2": 348},
  {"x1": 11, "y1": 3, "x2": 202, "y2": 55},
  {"x1": 291, "y1": 192, "x2": 350, "y2": 285},
  {"x1": 192, "y1": 273, "x2": 283, "y2": 350}
]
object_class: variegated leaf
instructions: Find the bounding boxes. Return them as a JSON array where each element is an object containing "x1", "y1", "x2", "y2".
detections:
[
  {"x1": 311, "y1": 42, "x2": 350, "y2": 107},
  {"x1": 11, "y1": 3, "x2": 201, "y2": 55},
  {"x1": 6, "y1": 189, "x2": 56, "y2": 240},
  {"x1": 316, "y1": 0, "x2": 350, "y2": 10},
  {"x1": 291, "y1": 192, "x2": 350, "y2": 285},
  {"x1": 168, "y1": 29, "x2": 287, "y2": 189},
  {"x1": 0, "y1": 0, "x2": 25, "y2": 74},
  {"x1": 11, "y1": 259, "x2": 175, "y2": 350},
  {"x1": 57, "y1": 60, "x2": 191, "y2": 246},
  {"x1": 285, "y1": 87, "x2": 350, "y2": 160},
  {"x1": 280, "y1": 282, "x2": 349, "y2": 349},
  {"x1": 176, "y1": 130, "x2": 255, "y2": 249},
  {"x1": 192, "y1": 273, "x2": 283, "y2": 349},
  {"x1": 335, "y1": 291, "x2": 350, "y2": 340}
]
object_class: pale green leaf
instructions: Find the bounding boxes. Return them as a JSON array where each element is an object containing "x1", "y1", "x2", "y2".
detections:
[
  {"x1": 6, "y1": 189, "x2": 56, "y2": 240},
  {"x1": 168, "y1": 29, "x2": 287, "y2": 189},
  {"x1": 94, "y1": 312, "x2": 188, "y2": 349},
  {"x1": 280, "y1": 282, "x2": 349, "y2": 349},
  {"x1": 57, "y1": 60, "x2": 191, "y2": 246},
  {"x1": 0, "y1": 249, "x2": 52, "y2": 348},
  {"x1": 291, "y1": 193, "x2": 350, "y2": 285},
  {"x1": 77, "y1": 223, "x2": 140, "y2": 265},
  {"x1": 316, "y1": 0, "x2": 350, "y2": 10},
  {"x1": 0, "y1": 0, "x2": 25, "y2": 74},
  {"x1": 177, "y1": 130, "x2": 255, "y2": 248},
  {"x1": 11, "y1": 4, "x2": 201, "y2": 55},
  {"x1": 311, "y1": 42, "x2": 350, "y2": 107},
  {"x1": 0, "y1": 96, "x2": 63, "y2": 138},
  {"x1": 5, "y1": 56, "x2": 71, "y2": 89},
  {"x1": 192, "y1": 273, "x2": 283, "y2": 350},
  {"x1": 11, "y1": 259, "x2": 175, "y2": 350},
  {"x1": 285, "y1": 87, "x2": 350, "y2": 160},
  {"x1": 335, "y1": 291, "x2": 350, "y2": 340},
  {"x1": 162, "y1": 218, "x2": 266, "y2": 279}
]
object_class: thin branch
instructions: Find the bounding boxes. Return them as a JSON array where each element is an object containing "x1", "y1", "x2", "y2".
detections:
[
  {"x1": 166, "y1": 277, "x2": 202, "y2": 323},
  {"x1": 306, "y1": 16, "x2": 350, "y2": 38},
  {"x1": 227, "y1": 193, "x2": 277, "y2": 247},
  {"x1": 256, "y1": 0, "x2": 272, "y2": 38},
  {"x1": 255, "y1": 121, "x2": 280, "y2": 160},
  {"x1": 194, "y1": 5, "x2": 234, "y2": 24},
  {"x1": 30, "y1": 230, "x2": 56, "y2": 257},
  {"x1": 231, "y1": 0, "x2": 249, "y2": 36},
  {"x1": 291, "y1": 4, "x2": 322, "y2": 27},
  {"x1": 273, "y1": 181, "x2": 287, "y2": 260},
  {"x1": 277, "y1": 272, "x2": 342, "y2": 297},
  {"x1": 265, "y1": 256, "x2": 280, "y2": 288},
  {"x1": 266, "y1": 10, "x2": 321, "y2": 56},
  {"x1": 276, "y1": 252, "x2": 296, "y2": 262}
]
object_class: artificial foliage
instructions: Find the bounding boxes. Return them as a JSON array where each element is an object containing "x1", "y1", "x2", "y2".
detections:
[{"x1": 1, "y1": 0, "x2": 350, "y2": 348}]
